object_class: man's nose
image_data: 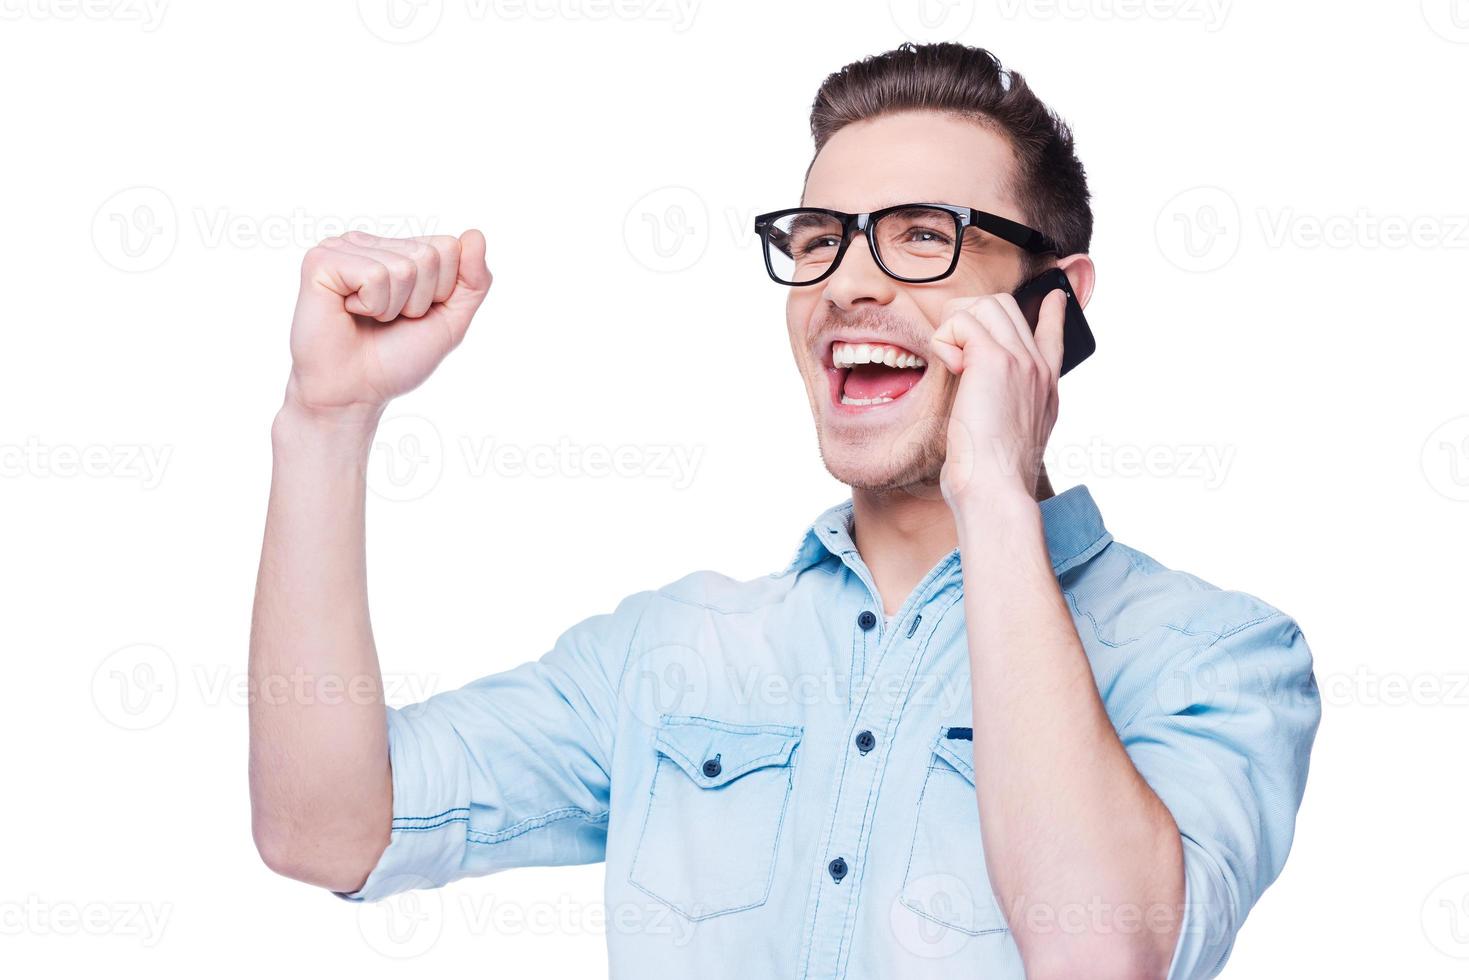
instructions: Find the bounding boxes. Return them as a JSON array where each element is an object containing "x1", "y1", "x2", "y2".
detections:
[{"x1": 821, "y1": 232, "x2": 898, "y2": 311}]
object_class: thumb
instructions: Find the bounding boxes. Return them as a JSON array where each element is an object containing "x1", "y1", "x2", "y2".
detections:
[
  {"x1": 929, "y1": 335, "x2": 963, "y2": 376},
  {"x1": 453, "y1": 228, "x2": 491, "y2": 295},
  {"x1": 438, "y1": 228, "x2": 492, "y2": 341}
]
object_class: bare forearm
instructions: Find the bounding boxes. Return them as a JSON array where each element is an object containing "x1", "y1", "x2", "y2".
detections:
[
  {"x1": 247, "y1": 396, "x2": 391, "y2": 891},
  {"x1": 957, "y1": 492, "x2": 1182, "y2": 979}
]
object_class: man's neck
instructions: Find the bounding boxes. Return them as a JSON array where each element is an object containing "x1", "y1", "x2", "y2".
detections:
[{"x1": 848, "y1": 468, "x2": 1054, "y2": 617}]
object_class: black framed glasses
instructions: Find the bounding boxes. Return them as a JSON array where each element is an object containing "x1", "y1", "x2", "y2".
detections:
[{"x1": 753, "y1": 203, "x2": 1060, "y2": 287}]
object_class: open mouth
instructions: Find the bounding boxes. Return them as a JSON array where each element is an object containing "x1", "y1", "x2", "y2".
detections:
[{"x1": 825, "y1": 340, "x2": 928, "y2": 411}]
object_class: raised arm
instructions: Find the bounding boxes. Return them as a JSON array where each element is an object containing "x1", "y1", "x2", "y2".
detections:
[{"x1": 248, "y1": 230, "x2": 491, "y2": 892}]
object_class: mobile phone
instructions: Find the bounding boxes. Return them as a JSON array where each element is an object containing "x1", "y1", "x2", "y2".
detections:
[{"x1": 1010, "y1": 267, "x2": 1095, "y2": 376}]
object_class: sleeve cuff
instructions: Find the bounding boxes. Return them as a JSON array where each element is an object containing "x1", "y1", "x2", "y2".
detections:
[
  {"x1": 331, "y1": 704, "x2": 471, "y2": 902},
  {"x1": 1165, "y1": 834, "x2": 1240, "y2": 980}
]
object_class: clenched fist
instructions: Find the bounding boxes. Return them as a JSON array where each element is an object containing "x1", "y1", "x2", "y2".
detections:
[{"x1": 285, "y1": 229, "x2": 492, "y2": 419}]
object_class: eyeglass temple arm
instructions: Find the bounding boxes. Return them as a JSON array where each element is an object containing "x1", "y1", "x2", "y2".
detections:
[{"x1": 967, "y1": 209, "x2": 1062, "y2": 255}]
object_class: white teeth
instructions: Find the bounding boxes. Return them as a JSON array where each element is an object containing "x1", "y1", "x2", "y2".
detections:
[
  {"x1": 831, "y1": 342, "x2": 927, "y2": 368},
  {"x1": 840, "y1": 394, "x2": 896, "y2": 406}
]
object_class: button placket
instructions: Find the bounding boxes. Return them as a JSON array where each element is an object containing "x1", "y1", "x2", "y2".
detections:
[
  {"x1": 797, "y1": 566, "x2": 965, "y2": 980},
  {"x1": 851, "y1": 607, "x2": 885, "y2": 698}
]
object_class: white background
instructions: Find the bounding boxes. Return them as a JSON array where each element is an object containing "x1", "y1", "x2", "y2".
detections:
[{"x1": 2, "y1": 0, "x2": 1467, "y2": 975}]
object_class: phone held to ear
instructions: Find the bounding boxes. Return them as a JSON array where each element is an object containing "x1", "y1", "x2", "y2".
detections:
[{"x1": 1010, "y1": 266, "x2": 1096, "y2": 376}]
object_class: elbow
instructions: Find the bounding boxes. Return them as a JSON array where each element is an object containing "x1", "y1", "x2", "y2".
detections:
[
  {"x1": 1025, "y1": 944, "x2": 1170, "y2": 980},
  {"x1": 252, "y1": 824, "x2": 300, "y2": 879},
  {"x1": 251, "y1": 822, "x2": 382, "y2": 894},
  {"x1": 250, "y1": 825, "x2": 318, "y2": 885}
]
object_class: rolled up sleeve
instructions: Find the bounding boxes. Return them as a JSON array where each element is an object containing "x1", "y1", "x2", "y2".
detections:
[
  {"x1": 1119, "y1": 611, "x2": 1322, "y2": 979},
  {"x1": 334, "y1": 589, "x2": 654, "y2": 903}
]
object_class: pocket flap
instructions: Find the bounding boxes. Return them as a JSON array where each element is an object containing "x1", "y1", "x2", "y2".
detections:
[
  {"x1": 654, "y1": 715, "x2": 803, "y2": 788},
  {"x1": 931, "y1": 725, "x2": 974, "y2": 783}
]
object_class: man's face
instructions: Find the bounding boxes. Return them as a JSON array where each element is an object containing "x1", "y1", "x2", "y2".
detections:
[{"x1": 787, "y1": 110, "x2": 1031, "y2": 494}]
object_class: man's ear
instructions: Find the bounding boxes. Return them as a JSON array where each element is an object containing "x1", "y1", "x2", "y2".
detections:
[{"x1": 1055, "y1": 253, "x2": 1096, "y2": 308}]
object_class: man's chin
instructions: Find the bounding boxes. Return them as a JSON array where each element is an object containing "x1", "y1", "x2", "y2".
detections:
[{"x1": 818, "y1": 441, "x2": 947, "y2": 500}]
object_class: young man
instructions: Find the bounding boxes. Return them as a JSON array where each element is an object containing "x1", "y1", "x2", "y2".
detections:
[{"x1": 249, "y1": 42, "x2": 1319, "y2": 980}]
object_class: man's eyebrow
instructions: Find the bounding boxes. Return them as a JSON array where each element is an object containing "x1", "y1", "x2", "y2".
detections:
[
  {"x1": 797, "y1": 199, "x2": 968, "y2": 212},
  {"x1": 788, "y1": 211, "x2": 841, "y2": 231},
  {"x1": 869, "y1": 199, "x2": 952, "y2": 210}
]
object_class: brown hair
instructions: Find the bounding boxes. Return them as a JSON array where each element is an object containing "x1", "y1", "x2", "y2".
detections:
[{"x1": 807, "y1": 42, "x2": 1092, "y2": 274}]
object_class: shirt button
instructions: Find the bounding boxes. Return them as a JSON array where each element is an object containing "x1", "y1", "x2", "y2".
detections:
[
  {"x1": 702, "y1": 756, "x2": 722, "y2": 778},
  {"x1": 857, "y1": 610, "x2": 878, "y2": 631},
  {"x1": 855, "y1": 730, "x2": 876, "y2": 754},
  {"x1": 828, "y1": 857, "x2": 848, "y2": 883}
]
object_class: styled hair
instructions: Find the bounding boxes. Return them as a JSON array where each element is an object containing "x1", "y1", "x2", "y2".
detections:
[{"x1": 807, "y1": 42, "x2": 1092, "y2": 271}]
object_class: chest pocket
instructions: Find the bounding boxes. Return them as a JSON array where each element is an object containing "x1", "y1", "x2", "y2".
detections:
[
  {"x1": 899, "y1": 726, "x2": 1010, "y2": 935},
  {"x1": 628, "y1": 714, "x2": 802, "y2": 921}
]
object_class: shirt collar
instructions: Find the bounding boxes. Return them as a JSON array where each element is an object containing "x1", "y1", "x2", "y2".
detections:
[{"x1": 778, "y1": 484, "x2": 1112, "y2": 578}]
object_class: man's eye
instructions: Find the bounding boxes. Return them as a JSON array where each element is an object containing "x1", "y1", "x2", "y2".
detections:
[
  {"x1": 798, "y1": 236, "x2": 841, "y2": 254},
  {"x1": 904, "y1": 228, "x2": 953, "y2": 245}
]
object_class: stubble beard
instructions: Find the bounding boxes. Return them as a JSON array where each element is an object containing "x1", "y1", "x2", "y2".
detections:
[{"x1": 816, "y1": 409, "x2": 950, "y2": 499}]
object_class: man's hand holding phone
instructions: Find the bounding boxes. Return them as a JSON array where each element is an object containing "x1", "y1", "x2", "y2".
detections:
[{"x1": 930, "y1": 283, "x2": 1068, "y2": 513}]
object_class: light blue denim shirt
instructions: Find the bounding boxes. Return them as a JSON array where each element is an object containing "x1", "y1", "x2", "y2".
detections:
[{"x1": 335, "y1": 485, "x2": 1320, "y2": 980}]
